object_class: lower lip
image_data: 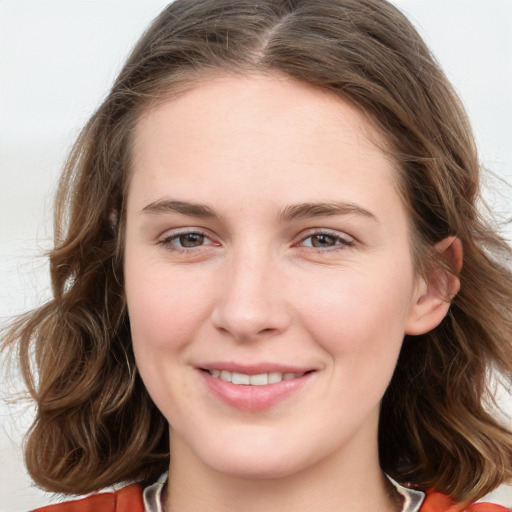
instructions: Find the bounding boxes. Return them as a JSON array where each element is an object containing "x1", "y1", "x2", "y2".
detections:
[{"x1": 200, "y1": 371, "x2": 314, "y2": 411}]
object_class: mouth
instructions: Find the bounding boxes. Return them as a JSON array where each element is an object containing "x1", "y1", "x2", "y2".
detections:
[
  {"x1": 198, "y1": 366, "x2": 316, "y2": 411},
  {"x1": 203, "y1": 369, "x2": 309, "y2": 385}
]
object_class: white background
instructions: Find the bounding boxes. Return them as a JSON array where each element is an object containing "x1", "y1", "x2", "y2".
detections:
[{"x1": 1, "y1": 1, "x2": 511, "y2": 510}]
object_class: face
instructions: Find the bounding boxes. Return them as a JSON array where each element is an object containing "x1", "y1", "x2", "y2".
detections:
[{"x1": 124, "y1": 74, "x2": 429, "y2": 480}]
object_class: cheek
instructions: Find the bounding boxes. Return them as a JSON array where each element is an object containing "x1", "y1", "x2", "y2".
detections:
[
  {"x1": 294, "y1": 266, "x2": 414, "y2": 369},
  {"x1": 124, "y1": 259, "x2": 209, "y2": 417},
  {"x1": 124, "y1": 253, "x2": 221, "y2": 358}
]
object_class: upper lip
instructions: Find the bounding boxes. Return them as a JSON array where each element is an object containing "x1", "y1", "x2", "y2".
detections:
[{"x1": 197, "y1": 362, "x2": 315, "y2": 375}]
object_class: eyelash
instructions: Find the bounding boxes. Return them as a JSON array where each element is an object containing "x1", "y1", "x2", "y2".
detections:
[
  {"x1": 297, "y1": 231, "x2": 354, "y2": 252},
  {"x1": 157, "y1": 229, "x2": 354, "y2": 254},
  {"x1": 157, "y1": 229, "x2": 216, "y2": 253}
]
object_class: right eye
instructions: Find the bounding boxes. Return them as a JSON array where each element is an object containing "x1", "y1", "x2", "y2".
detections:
[
  {"x1": 174, "y1": 232, "x2": 206, "y2": 248},
  {"x1": 158, "y1": 230, "x2": 215, "y2": 252}
]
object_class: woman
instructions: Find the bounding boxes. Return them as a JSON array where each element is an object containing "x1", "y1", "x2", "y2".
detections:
[{"x1": 4, "y1": 0, "x2": 512, "y2": 510}]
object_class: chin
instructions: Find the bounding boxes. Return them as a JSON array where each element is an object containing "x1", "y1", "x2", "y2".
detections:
[
  {"x1": 185, "y1": 432, "x2": 313, "y2": 480},
  {"x1": 207, "y1": 454, "x2": 305, "y2": 481}
]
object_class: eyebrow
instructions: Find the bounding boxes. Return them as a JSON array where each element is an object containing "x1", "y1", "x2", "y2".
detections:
[
  {"x1": 141, "y1": 199, "x2": 217, "y2": 218},
  {"x1": 141, "y1": 198, "x2": 376, "y2": 222},
  {"x1": 279, "y1": 202, "x2": 377, "y2": 222}
]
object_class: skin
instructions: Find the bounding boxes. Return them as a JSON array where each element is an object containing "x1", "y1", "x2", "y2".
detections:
[{"x1": 124, "y1": 74, "x2": 458, "y2": 512}]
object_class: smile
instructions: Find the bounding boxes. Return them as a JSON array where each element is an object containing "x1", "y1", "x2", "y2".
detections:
[
  {"x1": 207, "y1": 369, "x2": 306, "y2": 385},
  {"x1": 200, "y1": 366, "x2": 315, "y2": 411}
]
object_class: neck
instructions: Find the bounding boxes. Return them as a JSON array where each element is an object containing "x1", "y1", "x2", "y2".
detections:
[{"x1": 164, "y1": 432, "x2": 400, "y2": 512}]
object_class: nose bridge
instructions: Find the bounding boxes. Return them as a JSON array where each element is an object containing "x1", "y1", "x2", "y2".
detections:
[{"x1": 211, "y1": 242, "x2": 289, "y2": 340}]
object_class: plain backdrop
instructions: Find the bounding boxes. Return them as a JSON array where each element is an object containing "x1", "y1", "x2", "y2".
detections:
[{"x1": 1, "y1": 1, "x2": 511, "y2": 511}]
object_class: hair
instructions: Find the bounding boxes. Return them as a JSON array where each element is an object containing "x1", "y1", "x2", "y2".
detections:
[{"x1": 3, "y1": 0, "x2": 512, "y2": 505}]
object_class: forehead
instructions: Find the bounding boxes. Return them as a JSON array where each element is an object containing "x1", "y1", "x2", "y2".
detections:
[
  {"x1": 133, "y1": 73, "x2": 389, "y2": 155},
  {"x1": 128, "y1": 74, "x2": 400, "y2": 216}
]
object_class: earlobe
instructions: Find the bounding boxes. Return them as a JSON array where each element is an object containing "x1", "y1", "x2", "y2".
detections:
[{"x1": 405, "y1": 237, "x2": 463, "y2": 336}]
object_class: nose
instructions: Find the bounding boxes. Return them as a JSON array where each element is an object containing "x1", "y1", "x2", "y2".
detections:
[{"x1": 210, "y1": 248, "x2": 291, "y2": 341}]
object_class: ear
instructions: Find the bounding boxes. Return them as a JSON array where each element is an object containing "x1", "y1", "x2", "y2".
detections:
[
  {"x1": 405, "y1": 236, "x2": 463, "y2": 336},
  {"x1": 109, "y1": 209, "x2": 119, "y2": 233}
]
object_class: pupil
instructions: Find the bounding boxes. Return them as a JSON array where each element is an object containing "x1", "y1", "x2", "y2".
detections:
[
  {"x1": 180, "y1": 233, "x2": 204, "y2": 247},
  {"x1": 312, "y1": 234, "x2": 334, "y2": 247}
]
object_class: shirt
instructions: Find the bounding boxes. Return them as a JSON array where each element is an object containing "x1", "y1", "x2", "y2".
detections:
[{"x1": 31, "y1": 474, "x2": 511, "y2": 511}]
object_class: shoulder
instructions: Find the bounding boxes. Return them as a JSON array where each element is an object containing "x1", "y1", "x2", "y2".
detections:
[
  {"x1": 30, "y1": 484, "x2": 144, "y2": 512},
  {"x1": 420, "y1": 489, "x2": 511, "y2": 512}
]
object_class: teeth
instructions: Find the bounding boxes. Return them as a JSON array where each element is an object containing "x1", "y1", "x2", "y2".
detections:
[
  {"x1": 220, "y1": 370, "x2": 231, "y2": 382},
  {"x1": 232, "y1": 372, "x2": 250, "y2": 385},
  {"x1": 268, "y1": 372, "x2": 283, "y2": 384},
  {"x1": 208, "y1": 370, "x2": 305, "y2": 385},
  {"x1": 250, "y1": 373, "x2": 268, "y2": 386}
]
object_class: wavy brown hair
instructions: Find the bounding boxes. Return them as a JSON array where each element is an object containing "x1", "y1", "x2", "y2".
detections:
[{"x1": 4, "y1": 0, "x2": 512, "y2": 504}]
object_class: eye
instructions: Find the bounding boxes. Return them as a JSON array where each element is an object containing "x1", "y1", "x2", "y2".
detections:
[
  {"x1": 158, "y1": 230, "x2": 215, "y2": 251},
  {"x1": 175, "y1": 232, "x2": 206, "y2": 248},
  {"x1": 299, "y1": 231, "x2": 354, "y2": 250}
]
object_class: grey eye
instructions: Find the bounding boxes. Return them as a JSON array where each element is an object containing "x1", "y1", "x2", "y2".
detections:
[{"x1": 299, "y1": 232, "x2": 354, "y2": 250}]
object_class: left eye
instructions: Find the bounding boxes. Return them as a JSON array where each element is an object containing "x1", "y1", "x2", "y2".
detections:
[{"x1": 300, "y1": 233, "x2": 353, "y2": 249}]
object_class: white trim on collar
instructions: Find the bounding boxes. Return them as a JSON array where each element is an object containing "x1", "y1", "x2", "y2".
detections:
[{"x1": 142, "y1": 472, "x2": 426, "y2": 512}]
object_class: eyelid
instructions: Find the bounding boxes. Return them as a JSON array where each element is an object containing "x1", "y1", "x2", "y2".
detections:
[
  {"x1": 157, "y1": 227, "x2": 219, "y2": 250},
  {"x1": 295, "y1": 228, "x2": 355, "y2": 249},
  {"x1": 155, "y1": 227, "x2": 354, "y2": 253}
]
